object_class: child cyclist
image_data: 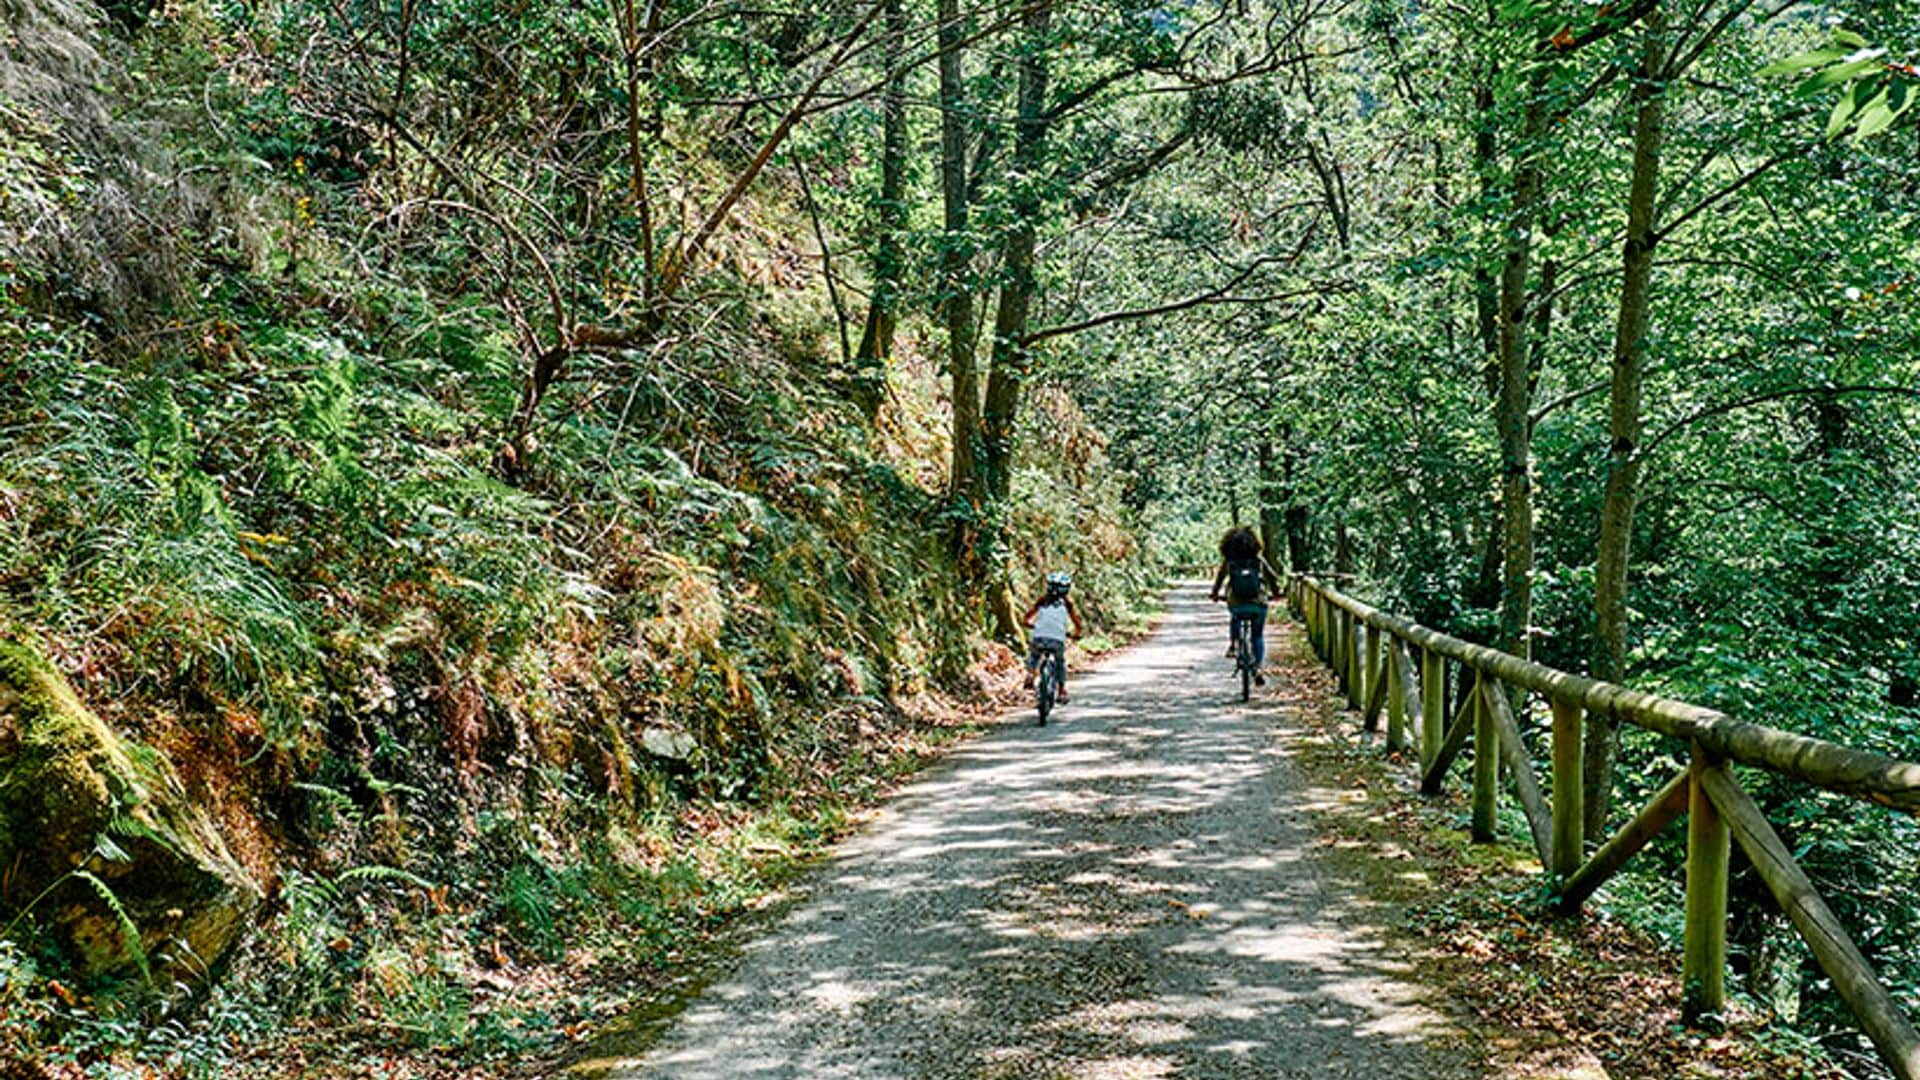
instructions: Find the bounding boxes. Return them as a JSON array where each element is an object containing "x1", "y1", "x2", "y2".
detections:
[
  {"x1": 1210, "y1": 525, "x2": 1283, "y2": 686},
  {"x1": 1022, "y1": 571, "x2": 1084, "y2": 702}
]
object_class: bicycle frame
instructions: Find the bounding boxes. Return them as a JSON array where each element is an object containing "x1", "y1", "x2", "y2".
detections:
[{"x1": 1035, "y1": 646, "x2": 1065, "y2": 725}]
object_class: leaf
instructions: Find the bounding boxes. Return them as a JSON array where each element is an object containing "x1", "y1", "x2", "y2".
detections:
[
  {"x1": 1890, "y1": 79, "x2": 1913, "y2": 117},
  {"x1": 93, "y1": 834, "x2": 132, "y2": 864},
  {"x1": 1851, "y1": 89, "x2": 1897, "y2": 139},
  {"x1": 1797, "y1": 53, "x2": 1888, "y2": 96},
  {"x1": 73, "y1": 870, "x2": 152, "y2": 988},
  {"x1": 1755, "y1": 47, "x2": 1846, "y2": 77},
  {"x1": 1826, "y1": 89, "x2": 1859, "y2": 139},
  {"x1": 1831, "y1": 29, "x2": 1868, "y2": 49}
]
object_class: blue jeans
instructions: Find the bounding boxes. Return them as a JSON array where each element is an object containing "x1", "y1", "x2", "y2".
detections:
[{"x1": 1229, "y1": 606, "x2": 1267, "y2": 667}]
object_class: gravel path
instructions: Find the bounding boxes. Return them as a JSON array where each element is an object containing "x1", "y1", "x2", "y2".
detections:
[{"x1": 591, "y1": 584, "x2": 1481, "y2": 1079}]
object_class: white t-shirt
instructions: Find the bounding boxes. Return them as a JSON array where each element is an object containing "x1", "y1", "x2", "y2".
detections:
[{"x1": 1031, "y1": 600, "x2": 1071, "y2": 641}]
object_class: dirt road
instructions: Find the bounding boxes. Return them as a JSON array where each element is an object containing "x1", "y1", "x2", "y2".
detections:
[{"x1": 583, "y1": 584, "x2": 1480, "y2": 1078}]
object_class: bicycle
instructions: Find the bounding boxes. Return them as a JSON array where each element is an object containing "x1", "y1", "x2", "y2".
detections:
[
  {"x1": 1034, "y1": 644, "x2": 1066, "y2": 726},
  {"x1": 1233, "y1": 613, "x2": 1258, "y2": 702},
  {"x1": 1215, "y1": 594, "x2": 1272, "y2": 702}
]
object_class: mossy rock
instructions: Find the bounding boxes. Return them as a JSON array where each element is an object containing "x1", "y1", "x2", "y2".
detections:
[{"x1": 0, "y1": 638, "x2": 262, "y2": 985}]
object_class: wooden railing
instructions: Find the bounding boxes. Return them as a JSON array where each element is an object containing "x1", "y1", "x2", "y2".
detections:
[{"x1": 1287, "y1": 574, "x2": 1920, "y2": 1079}]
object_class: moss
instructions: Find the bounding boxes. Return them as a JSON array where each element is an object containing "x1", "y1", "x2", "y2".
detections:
[
  {"x1": 0, "y1": 640, "x2": 121, "y2": 869},
  {"x1": 0, "y1": 637, "x2": 260, "y2": 983}
]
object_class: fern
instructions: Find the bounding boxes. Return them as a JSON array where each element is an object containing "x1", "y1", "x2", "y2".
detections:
[
  {"x1": 362, "y1": 778, "x2": 429, "y2": 801},
  {"x1": 106, "y1": 811, "x2": 183, "y2": 862},
  {"x1": 72, "y1": 870, "x2": 152, "y2": 989},
  {"x1": 289, "y1": 781, "x2": 355, "y2": 808}
]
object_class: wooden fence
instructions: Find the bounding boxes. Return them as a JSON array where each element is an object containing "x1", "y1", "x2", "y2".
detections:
[{"x1": 1287, "y1": 573, "x2": 1920, "y2": 1079}]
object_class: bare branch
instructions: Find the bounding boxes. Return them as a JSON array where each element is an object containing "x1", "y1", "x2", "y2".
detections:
[{"x1": 1022, "y1": 228, "x2": 1341, "y2": 347}]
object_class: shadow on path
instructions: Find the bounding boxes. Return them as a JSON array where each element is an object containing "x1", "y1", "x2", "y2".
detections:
[{"x1": 573, "y1": 584, "x2": 1482, "y2": 1079}]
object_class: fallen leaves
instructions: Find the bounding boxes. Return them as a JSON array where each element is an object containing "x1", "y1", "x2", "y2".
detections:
[{"x1": 1268, "y1": 625, "x2": 1849, "y2": 1080}]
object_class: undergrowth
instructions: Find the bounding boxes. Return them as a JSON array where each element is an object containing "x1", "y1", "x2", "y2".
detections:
[{"x1": 0, "y1": 21, "x2": 1162, "y2": 1080}]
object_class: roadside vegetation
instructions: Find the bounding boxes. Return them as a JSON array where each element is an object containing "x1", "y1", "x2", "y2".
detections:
[{"x1": 1, "y1": 0, "x2": 1916, "y2": 1072}]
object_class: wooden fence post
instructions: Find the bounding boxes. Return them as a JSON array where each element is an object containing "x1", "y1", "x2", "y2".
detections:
[
  {"x1": 1698, "y1": 765, "x2": 1920, "y2": 1077},
  {"x1": 1483, "y1": 682, "x2": 1555, "y2": 866},
  {"x1": 1551, "y1": 698, "x2": 1584, "y2": 878},
  {"x1": 1309, "y1": 590, "x2": 1322, "y2": 657},
  {"x1": 1556, "y1": 771, "x2": 1690, "y2": 914},
  {"x1": 1318, "y1": 597, "x2": 1331, "y2": 672},
  {"x1": 1363, "y1": 641, "x2": 1390, "y2": 733},
  {"x1": 1319, "y1": 593, "x2": 1328, "y2": 660},
  {"x1": 1683, "y1": 744, "x2": 1730, "y2": 1027},
  {"x1": 1421, "y1": 672, "x2": 1478, "y2": 794},
  {"x1": 1339, "y1": 614, "x2": 1356, "y2": 709},
  {"x1": 1317, "y1": 592, "x2": 1328, "y2": 660},
  {"x1": 1472, "y1": 680, "x2": 1498, "y2": 842},
  {"x1": 1307, "y1": 589, "x2": 1317, "y2": 654},
  {"x1": 1387, "y1": 639, "x2": 1414, "y2": 754},
  {"x1": 1327, "y1": 603, "x2": 1340, "y2": 687},
  {"x1": 1359, "y1": 618, "x2": 1374, "y2": 711},
  {"x1": 1421, "y1": 646, "x2": 1443, "y2": 772},
  {"x1": 1342, "y1": 612, "x2": 1359, "y2": 708},
  {"x1": 1332, "y1": 607, "x2": 1347, "y2": 696},
  {"x1": 1363, "y1": 622, "x2": 1381, "y2": 718}
]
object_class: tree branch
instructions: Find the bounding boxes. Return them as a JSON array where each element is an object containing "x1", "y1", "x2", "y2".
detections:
[
  {"x1": 1640, "y1": 384, "x2": 1920, "y2": 461},
  {"x1": 1531, "y1": 378, "x2": 1609, "y2": 425},
  {"x1": 658, "y1": 0, "x2": 890, "y2": 299},
  {"x1": 1652, "y1": 147, "x2": 1801, "y2": 244}
]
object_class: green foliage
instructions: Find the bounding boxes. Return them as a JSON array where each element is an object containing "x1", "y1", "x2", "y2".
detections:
[
  {"x1": 22, "y1": 0, "x2": 1917, "y2": 1065},
  {"x1": 1049, "y1": 0, "x2": 1920, "y2": 1058},
  {"x1": 1760, "y1": 29, "x2": 1920, "y2": 141},
  {"x1": 0, "y1": 0, "x2": 1163, "y2": 1067}
]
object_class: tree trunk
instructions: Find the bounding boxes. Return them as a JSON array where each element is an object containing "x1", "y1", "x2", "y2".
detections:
[
  {"x1": 1588, "y1": 9, "x2": 1667, "y2": 842},
  {"x1": 1472, "y1": 84, "x2": 1501, "y2": 400},
  {"x1": 1284, "y1": 504, "x2": 1310, "y2": 572},
  {"x1": 1273, "y1": 423, "x2": 1308, "y2": 570},
  {"x1": 1462, "y1": 80, "x2": 1503, "y2": 621},
  {"x1": 979, "y1": 0, "x2": 1052, "y2": 640},
  {"x1": 1531, "y1": 255, "x2": 1557, "y2": 372},
  {"x1": 625, "y1": 0, "x2": 672, "y2": 305},
  {"x1": 851, "y1": 0, "x2": 907, "y2": 415},
  {"x1": 1255, "y1": 434, "x2": 1287, "y2": 571},
  {"x1": 1494, "y1": 87, "x2": 1548, "y2": 664},
  {"x1": 1251, "y1": 434, "x2": 1282, "y2": 553},
  {"x1": 1468, "y1": 510, "x2": 1502, "y2": 612},
  {"x1": 939, "y1": 0, "x2": 978, "y2": 505}
]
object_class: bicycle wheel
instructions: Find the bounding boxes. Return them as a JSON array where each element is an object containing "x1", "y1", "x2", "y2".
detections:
[
  {"x1": 1036, "y1": 663, "x2": 1054, "y2": 726},
  {"x1": 1237, "y1": 623, "x2": 1254, "y2": 702}
]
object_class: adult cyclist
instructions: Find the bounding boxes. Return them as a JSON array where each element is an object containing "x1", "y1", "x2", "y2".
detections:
[
  {"x1": 1022, "y1": 572, "x2": 1083, "y2": 702},
  {"x1": 1209, "y1": 526, "x2": 1282, "y2": 686}
]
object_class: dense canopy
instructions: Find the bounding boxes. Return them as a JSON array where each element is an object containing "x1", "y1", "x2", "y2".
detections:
[{"x1": 1, "y1": 0, "x2": 1917, "y2": 1071}]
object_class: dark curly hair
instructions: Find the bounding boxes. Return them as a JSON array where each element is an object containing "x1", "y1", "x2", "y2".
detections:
[{"x1": 1219, "y1": 525, "x2": 1261, "y2": 561}]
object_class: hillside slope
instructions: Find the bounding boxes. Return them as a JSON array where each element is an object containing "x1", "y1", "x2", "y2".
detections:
[{"x1": 0, "y1": 1, "x2": 1159, "y2": 1073}]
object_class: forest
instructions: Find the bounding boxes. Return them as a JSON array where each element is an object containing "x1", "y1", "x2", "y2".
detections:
[{"x1": 1, "y1": 0, "x2": 1917, "y2": 1071}]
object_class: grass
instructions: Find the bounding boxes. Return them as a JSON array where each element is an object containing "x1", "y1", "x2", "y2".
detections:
[
  {"x1": 192, "y1": 689, "x2": 1003, "y2": 1078},
  {"x1": 0, "y1": 20, "x2": 1170, "y2": 1072}
]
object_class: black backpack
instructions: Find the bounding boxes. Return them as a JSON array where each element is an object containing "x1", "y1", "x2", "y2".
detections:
[{"x1": 1227, "y1": 557, "x2": 1263, "y2": 603}]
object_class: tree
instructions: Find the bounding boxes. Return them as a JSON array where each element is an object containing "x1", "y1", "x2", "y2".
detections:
[{"x1": 851, "y1": 0, "x2": 910, "y2": 415}]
